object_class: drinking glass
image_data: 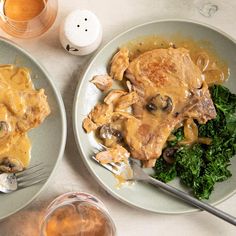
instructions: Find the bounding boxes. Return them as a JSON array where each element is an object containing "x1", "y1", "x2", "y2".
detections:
[
  {"x1": 0, "y1": 0, "x2": 58, "y2": 38},
  {"x1": 40, "y1": 192, "x2": 116, "y2": 236}
]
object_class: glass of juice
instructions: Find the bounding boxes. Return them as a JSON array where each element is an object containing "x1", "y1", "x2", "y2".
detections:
[
  {"x1": 40, "y1": 192, "x2": 116, "y2": 236},
  {"x1": 0, "y1": 0, "x2": 58, "y2": 38}
]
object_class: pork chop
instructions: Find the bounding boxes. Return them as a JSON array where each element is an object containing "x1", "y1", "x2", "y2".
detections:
[{"x1": 125, "y1": 47, "x2": 216, "y2": 167}]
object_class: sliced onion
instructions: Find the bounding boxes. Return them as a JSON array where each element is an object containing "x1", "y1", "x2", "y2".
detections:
[
  {"x1": 196, "y1": 53, "x2": 210, "y2": 72},
  {"x1": 203, "y1": 68, "x2": 225, "y2": 85},
  {"x1": 198, "y1": 137, "x2": 212, "y2": 145},
  {"x1": 179, "y1": 118, "x2": 198, "y2": 145},
  {"x1": 184, "y1": 118, "x2": 198, "y2": 143}
]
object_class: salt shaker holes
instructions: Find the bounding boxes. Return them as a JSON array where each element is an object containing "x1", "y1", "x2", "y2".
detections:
[{"x1": 60, "y1": 9, "x2": 102, "y2": 55}]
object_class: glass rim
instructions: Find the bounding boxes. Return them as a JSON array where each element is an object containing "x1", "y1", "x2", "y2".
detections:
[
  {"x1": 0, "y1": 0, "x2": 56, "y2": 23},
  {"x1": 46, "y1": 192, "x2": 107, "y2": 212}
]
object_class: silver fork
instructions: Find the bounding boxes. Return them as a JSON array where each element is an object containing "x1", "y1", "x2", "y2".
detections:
[
  {"x1": 0, "y1": 163, "x2": 49, "y2": 193},
  {"x1": 92, "y1": 149, "x2": 236, "y2": 226}
]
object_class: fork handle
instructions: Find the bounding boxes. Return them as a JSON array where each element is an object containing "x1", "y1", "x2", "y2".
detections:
[{"x1": 145, "y1": 176, "x2": 236, "y2": 226}]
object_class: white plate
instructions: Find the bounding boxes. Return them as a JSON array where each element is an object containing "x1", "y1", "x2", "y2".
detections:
[
  {"x1": 0, "y1": 37, "x2": 67, "y2": 220},
  {"x1": 73, "y1": 19, "x2": 236, "y2": 214}
]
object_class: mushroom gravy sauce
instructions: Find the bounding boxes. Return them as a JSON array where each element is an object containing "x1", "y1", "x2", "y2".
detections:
[
  {"x1": 84, "y1": 35, "x2": 229, "y2": 185},
  {"x1": 124, "y1": 34, "x2": 229, "y2": 85},
  {"x1": 0, "y1": 65, "x2": 50, "y2": 172},
  {"x1": 123, "y1": 35, "x2": 229, "y2": 148}
]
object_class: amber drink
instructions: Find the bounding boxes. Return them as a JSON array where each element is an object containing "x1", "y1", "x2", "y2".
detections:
[
  {"x1": 40, "y1": 192, "x2": 116, "y2": 236},
  {"x1": 0, "y1": 0, "x2": 58, "y2": 38}
]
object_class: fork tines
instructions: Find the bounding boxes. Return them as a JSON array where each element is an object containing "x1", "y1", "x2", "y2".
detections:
[
  {"x1": 92, "y1": 156, "x2": 127, "y2": 175},
  {"x1": 15, "y1": 163, "x2": 49, "y2": 188}
]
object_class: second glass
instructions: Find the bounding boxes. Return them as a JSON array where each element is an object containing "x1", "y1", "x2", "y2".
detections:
[{"x1": 40, "y1": 192, "x2": 116, "y2": 236}]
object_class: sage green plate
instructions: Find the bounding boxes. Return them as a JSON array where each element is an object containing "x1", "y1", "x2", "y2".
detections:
[
  {"x1": 0, "y1": 38, "x2": 66, "y2": 220},
  {"x1": 73, "y1": 19, "x2": 236, "y2": 214}
]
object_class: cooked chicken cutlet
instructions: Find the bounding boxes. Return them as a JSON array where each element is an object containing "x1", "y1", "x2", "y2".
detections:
[{"x1": 125, "y1": 48, "x2": 216, "y2": 167}]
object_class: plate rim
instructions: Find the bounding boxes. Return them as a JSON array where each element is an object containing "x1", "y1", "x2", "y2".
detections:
[
  {"x1": 0, "y1": 37, "x2": 67, "y2": 221},
  {"x1": 72, "y1": 18, "x2": 236, "y2": 214}
]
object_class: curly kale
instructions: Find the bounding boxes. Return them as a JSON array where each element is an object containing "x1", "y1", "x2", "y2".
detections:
[{"x1": 153, "y1": 85, "x2": 236, "y2": 199}]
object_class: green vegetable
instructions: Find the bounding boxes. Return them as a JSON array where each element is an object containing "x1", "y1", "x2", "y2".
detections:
[
  {"x1": 152, "y1": 157, "x2": 177, "y2": 182},
  {"x1": 175, "y1": 144, "x2": 203, "y2": 188},
  {"x1": 168, "y1": 127, "x2": 184, "y2": 147},
  {"x1": 153, "y1": 85, "x2": 236, "y2": 199}
]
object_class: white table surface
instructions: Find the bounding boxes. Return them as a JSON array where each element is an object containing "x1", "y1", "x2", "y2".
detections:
[{"x1": 0, "y1": 0, "x2": 236, "y2": 235}]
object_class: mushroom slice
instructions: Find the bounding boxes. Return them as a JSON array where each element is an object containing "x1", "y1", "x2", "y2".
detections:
[
  {"x1": 146, "y1": 94, "x2": 173, "y2": 114},
  {"x1": 99, "y1": 124, "x2": 123, "y2": 147},
  {"x1": 90, "y1": 75, "x2": 113, "y2": 92},
  {"x1": 89, "y1": 103, "x2": 113, "y2": 126},
  {"x1": 82, "y1": 118, "x2": 97, "y2": 133},
  {"x1": 162, "y1": 147, "x2": 178, "y2": 164},
  {"x1": 104, "y1": 90, "x2": 127, "y2": 105},
  {"x1": 100, "y1": 124, "x2": 123, "y2": 141},
  {"x1": 115, "y1": 91, "x2": 139, "y2": 111},
  {"x1": 110, "y1": 48, "x2": 129, "y2": 81},
  {"x1": 0, "y1": 157, "x2": 23, "y2": 173},
  {"x1": 95, "y1": 145, "x2": 130, "y2": 164}
]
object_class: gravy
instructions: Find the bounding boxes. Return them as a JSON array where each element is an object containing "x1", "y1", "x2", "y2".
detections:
[
  {"x1": 85, "y1": 35, "x2": 228, "y2": 169},
  {"x1": 124, "y1": 35, "x2": 229, "y2": 85},
  {"x1": 0, "y1": 65, "x2": 50, "y2": 171}
]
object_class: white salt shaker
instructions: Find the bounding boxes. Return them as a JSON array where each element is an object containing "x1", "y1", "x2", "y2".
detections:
[{"x1": 59, "y1": 10, "x2": 102, "y2": 56}]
